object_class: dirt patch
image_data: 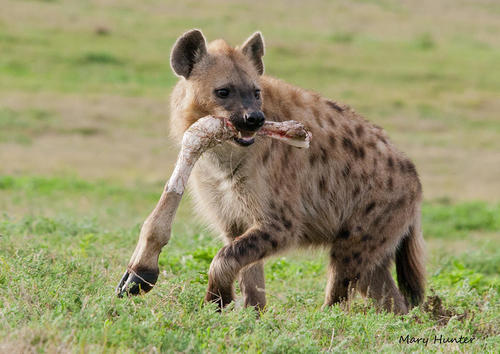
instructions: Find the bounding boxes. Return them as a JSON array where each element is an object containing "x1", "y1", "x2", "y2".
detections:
[{"x1": 422, "y1": 293, "x2": 468, "y2": 326}]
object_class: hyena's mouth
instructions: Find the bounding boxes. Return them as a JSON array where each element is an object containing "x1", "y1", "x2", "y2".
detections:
[{"x1": 233, "y1": 130, "x2": 257, "y2": 146}]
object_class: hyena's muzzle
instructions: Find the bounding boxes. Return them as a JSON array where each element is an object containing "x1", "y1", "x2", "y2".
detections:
[{"x1": 231, "y1": 110, "x2": 265, "y2": 146}]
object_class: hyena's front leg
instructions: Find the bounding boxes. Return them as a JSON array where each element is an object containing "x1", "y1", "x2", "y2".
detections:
[
  {"x1": 205, "y1": 226, "x2": 287, "y2": 309},
  {"x1": 239, "y1": 261, "x2": 266, "y2": 310}
]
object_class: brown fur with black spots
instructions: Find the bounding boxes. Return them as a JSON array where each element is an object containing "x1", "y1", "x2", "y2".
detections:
[{"x1": 129, "y1": 29, "x2": 426, "y2": 314}]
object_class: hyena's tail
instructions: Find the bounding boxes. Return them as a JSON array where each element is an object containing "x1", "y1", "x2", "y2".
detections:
[{"x1": 395, "y1": 214, "x2": 426, "y2": 307}]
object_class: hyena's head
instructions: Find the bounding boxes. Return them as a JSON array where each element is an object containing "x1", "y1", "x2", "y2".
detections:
[{"x1": 170, "y1": 29, "x2": 265, "y2": 146}]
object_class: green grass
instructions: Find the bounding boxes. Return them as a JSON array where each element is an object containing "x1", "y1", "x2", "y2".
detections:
[
  {"x1": 0, "y1": 175, "x2": 499, "y2": 352},
  {"x1": 1, "y1": 0, "x2": 499, "y2": 351}
]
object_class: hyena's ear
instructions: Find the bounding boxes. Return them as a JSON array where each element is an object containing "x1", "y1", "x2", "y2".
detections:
[
  {"x1": 170, "y1": 29, "x2": 207, "y2": 79},
  {"x1": 240, "y1": 32, "x2": 265, "y2": 75}
]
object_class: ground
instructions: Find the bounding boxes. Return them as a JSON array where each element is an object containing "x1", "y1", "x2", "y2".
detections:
[{"x1": 0, "y1": 0, "x2": 499, "y2": 352}]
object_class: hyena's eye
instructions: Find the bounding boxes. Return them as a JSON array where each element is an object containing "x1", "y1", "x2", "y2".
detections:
[
  {"x1": 215, "y1": 88, "x2": 230, "y2": 99},
  {"x1": 254, "y1": 89, "x2": 261, "y2": 100}
]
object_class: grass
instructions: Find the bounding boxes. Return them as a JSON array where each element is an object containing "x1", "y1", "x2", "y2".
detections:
[
  {"x1": 0, "y1": 176, "x2": 499, "y2": 352},
  {"x1": 0, "y1": 0, "x2": 499, "y2": 352}
]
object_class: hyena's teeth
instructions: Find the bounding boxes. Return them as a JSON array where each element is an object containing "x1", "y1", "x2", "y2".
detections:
[{"x1": 238, "y1": 131, "x2": 242, "y2": 139}]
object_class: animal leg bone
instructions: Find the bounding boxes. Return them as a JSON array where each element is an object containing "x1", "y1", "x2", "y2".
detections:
[{"x1": 116, "y1": 116, "x2": 311, "y2": 297}]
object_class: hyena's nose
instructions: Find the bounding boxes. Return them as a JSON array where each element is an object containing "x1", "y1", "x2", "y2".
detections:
[{"x1": 244, "y1": 111, "x2": 265, "y2": 131}]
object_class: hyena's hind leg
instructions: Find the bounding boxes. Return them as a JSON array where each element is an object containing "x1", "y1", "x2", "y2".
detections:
[
  {"x1": 357, "y1": 257, "x2": 408, "y2": 314},
  {"x1": 323, "y1": 250, "x2": 362, "y2": 307},
  {"x1": 358, "y1": 218, "x2": 426, "y2": 314},
  {"x1": 239, "y1": 261, "x2": 266, "y2": 310}
]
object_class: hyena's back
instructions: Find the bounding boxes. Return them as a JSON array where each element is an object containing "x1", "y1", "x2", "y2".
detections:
[{"x1": 257, "y1": 76, "x2": 422, "y2": 241}]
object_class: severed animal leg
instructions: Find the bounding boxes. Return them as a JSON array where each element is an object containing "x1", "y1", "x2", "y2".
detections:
[{"x1": 116, "y1": 116, "x2": 311, "y2": 297}]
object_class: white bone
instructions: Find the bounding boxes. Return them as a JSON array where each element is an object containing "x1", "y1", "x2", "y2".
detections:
[{"x1": 125, "y1": 116, "x2": 311, "y2": 276}]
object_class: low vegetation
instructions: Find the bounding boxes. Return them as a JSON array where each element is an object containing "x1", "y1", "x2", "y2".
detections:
[{"x1": 0, "y1": 176, "x2": 498, "y2": 352}]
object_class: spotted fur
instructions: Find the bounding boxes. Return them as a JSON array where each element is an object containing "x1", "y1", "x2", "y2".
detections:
[{"x1": 168, "y1": 30, "x2": 426, "y2": 314}]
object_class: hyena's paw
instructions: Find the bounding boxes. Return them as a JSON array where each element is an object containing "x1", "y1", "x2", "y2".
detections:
[
  {"x1": 204, "y1": 286, "x2": 234, "y2": 311},
  {"x1": 115, "y1": 267, "x2": 159, "y2": 297}
]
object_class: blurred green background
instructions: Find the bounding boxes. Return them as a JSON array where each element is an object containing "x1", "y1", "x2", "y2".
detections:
[
  {"x1": 1, "y1": 0, "x2": 499, "y2": 200},
  {"x1": 0, "y1": 0, "x2": 499, "y2": 352}
]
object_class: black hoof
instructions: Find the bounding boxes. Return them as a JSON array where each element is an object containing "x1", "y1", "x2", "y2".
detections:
[{"x1": 115, "y1": 268, "x2": 159, "y2": 297}]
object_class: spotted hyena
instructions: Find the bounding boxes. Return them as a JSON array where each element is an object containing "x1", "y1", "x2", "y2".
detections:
[{"x1": 138, "y1": 29, "x2": 426, "y2": 314}]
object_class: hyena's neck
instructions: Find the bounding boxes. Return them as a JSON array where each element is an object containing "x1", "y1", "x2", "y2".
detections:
[
  {"x1": 260, "y1": 76, "x2": 326, "y2": 123},
  {"x1": 202, "y1": 143, "x2": 249, "y2": 174}
]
